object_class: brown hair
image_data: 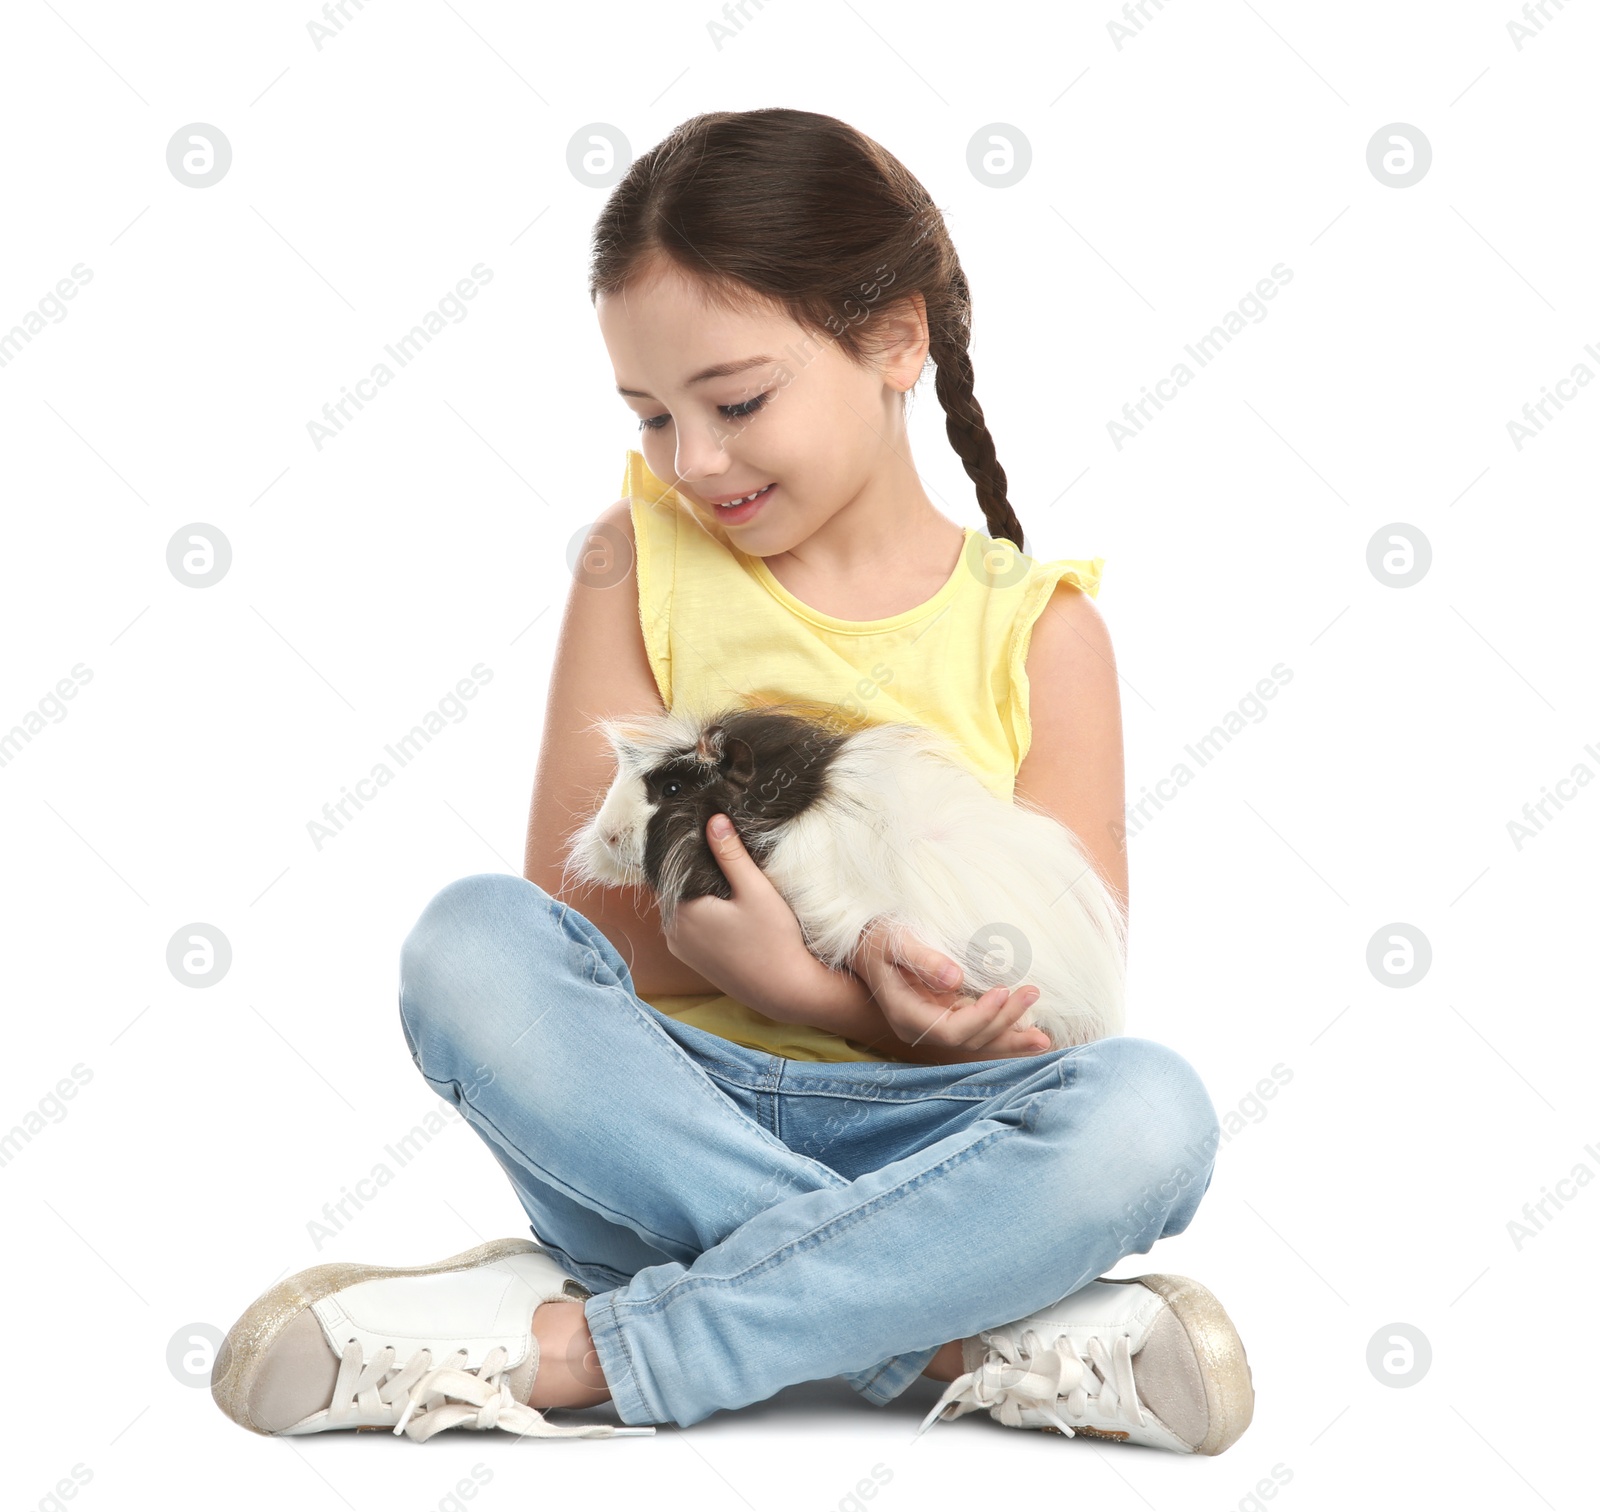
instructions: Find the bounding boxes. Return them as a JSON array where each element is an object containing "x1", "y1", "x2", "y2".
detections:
[{"x1": 589, "y1": 108, "x2": 1024, "y2": 551}]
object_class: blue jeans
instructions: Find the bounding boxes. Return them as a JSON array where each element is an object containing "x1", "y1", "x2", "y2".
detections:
[{"x1": 396, "y1": 873, "x2": 1222, "y2": 1429}]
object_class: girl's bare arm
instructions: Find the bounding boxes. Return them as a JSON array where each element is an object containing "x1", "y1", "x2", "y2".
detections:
[
  {"x1": 523, "y1": 497, "x2": 720, "y2": 998},
  {"x1": 1013, "y1": 580, "x2": 1129, "y2": 918}
]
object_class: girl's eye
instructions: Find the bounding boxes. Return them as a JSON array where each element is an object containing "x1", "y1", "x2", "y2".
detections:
[
  {"x1": 719, "y1": 393, "x2": 769, "y2": 420},
  {"x1": 635, "y1": 392, "x2": 770, "y2": 431}
]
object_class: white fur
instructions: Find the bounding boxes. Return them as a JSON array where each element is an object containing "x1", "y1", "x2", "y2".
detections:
[
  {"x1": 565, "y1": 711, "x2": 1128, "y2": 1048},
  {"x1": 764, "y1": 723, "x2": 1126, "y2": 1047},
  {"x1": 562, "y1": 708, "x2": 720, "y2": 900}
]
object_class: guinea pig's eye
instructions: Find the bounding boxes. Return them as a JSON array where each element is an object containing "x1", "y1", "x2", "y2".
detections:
[{"x1": 662, "y1": 780, "x2": 682, "y2": 799}]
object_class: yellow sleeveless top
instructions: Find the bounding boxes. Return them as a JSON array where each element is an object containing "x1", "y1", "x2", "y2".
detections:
[{"x1": 621, "y1": 449, "x2": 1105, "y2": 1063}]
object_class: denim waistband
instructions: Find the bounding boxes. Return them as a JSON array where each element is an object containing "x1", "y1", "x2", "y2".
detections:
[{"x1": 649, "y1": 998, "x2": 1076, "y2": 1103}]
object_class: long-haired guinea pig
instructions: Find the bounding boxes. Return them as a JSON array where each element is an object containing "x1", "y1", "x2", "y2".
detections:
[{"x1": 562, "y1": 700, "x2": 1127, "y2": 1049}]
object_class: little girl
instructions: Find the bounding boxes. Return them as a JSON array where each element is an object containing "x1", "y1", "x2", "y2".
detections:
[{"x1": 210, "y1": 108, "x2": 1255, "y2": 1454}]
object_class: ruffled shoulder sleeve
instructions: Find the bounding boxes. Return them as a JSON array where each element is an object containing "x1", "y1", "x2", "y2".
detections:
[
  {"x1": 1005, "y1": 556, "x2": 1106, "y2": 770},
  {"x1": 621, "y1": 449, "x2": 676, "y2": 708}
]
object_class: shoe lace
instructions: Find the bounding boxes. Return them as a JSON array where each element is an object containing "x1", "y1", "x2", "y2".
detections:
[
  {"x1": 324, "y1": 1338, "x2": 654, "y2": 1441},
  {"x1": 914, "y1": 1326, "x2": 1145, "y2": 1441}
]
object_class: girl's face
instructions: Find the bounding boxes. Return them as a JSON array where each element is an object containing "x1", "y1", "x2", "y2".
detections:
[{"x1": 596, "y1": 259, "x2": 926, "y2": 553}]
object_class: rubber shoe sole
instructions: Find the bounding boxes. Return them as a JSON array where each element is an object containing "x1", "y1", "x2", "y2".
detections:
[
  {"x1": 1095, "y1": 1273, "x2": 1255, "y2": 1455},
  {"x1": 211, "y1": 1236, "x2": 569, "y2": 1435}
]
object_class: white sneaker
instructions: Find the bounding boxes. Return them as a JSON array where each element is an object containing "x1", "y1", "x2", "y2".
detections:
[
  {"x1": 914, "y1": 1273, "x2": 1254, "y2": 1454},
  {"x1": 211, "y1": 1237, "x2": 654, "y2": 1441}
]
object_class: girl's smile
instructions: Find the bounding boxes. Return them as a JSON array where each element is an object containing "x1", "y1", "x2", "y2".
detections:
[{"x1": 703, "y1": 481, "x2": 777, "y2": 524}]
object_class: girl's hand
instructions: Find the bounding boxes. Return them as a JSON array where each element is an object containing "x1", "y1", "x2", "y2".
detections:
[
  {"x1": 659, "y1": 813, "x2": 819, "y2": 1018},
  {"x1": 849, "y1": 919, "x2": 1053, "y2": 1063}
]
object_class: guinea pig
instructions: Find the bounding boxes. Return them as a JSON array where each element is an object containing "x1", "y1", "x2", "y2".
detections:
[{"x1": 562, "y1": 699, "x2": 1127, "y2": 1050}]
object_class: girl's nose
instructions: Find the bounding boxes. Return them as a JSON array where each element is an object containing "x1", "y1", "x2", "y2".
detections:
[{"x1": 674, "y1": 419, "x2": 734, "y2": 488}]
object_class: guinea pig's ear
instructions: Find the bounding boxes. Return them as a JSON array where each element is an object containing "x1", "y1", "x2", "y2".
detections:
[
  {"x1": 719, "y1": 736, "x2": 756, "y2": 794},
  {"x1": 694, "y1": 724, "x2": 724, "y2": 765},
  {"x1": 593, "y1": 714, "x2": 641, "y2": 761}
]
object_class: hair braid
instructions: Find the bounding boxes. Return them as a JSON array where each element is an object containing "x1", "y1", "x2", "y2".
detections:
[{"x1": 929, "y1": 262, "x2": 1024, "y2": 551}]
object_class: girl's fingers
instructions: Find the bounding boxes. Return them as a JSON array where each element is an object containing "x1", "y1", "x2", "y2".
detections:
[
  {"x1": 891, "y1": 932, "x2": 965, "y2": 993},
  {"x1": 916, "y1": 984, "x2": 1021, "y2": 1051},
  {"x1": 879, "y1": 963, "x2": 1051, "y2": 1059},
  {"x1": 994, "y1": 1024, "x2": 1054, "y2": 1057},
  {"x1": 963, "y1": 986, "x2": 1042, "y2": 1050},
  {"x1": 884, "y1": 976, "x2": 990, "y2": 1049}
]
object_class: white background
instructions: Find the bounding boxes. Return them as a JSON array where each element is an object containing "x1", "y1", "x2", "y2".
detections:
[{"x1": 2, "y1": 2, "x2": 1595, "y2": 1509}]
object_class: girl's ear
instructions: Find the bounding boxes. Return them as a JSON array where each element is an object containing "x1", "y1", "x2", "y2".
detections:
[{"x1": 875, "y1": 291, "x2": 931, "y2": 392}]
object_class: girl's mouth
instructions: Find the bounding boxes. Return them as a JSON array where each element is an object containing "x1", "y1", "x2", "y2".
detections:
[{"x1": 711, "y1": 482, "x2": 775, "y2": 524}]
